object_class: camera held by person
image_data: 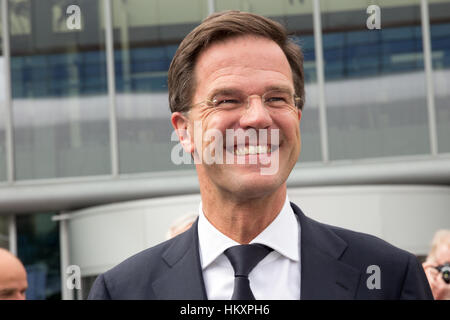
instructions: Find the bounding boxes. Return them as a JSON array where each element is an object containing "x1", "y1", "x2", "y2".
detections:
[{"x1": 435, "y1": 262, "x2": 450, "y2": 284}]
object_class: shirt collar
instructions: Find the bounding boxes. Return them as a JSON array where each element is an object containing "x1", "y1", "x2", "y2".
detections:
[{"x1": 197, "y1": 196, "x2": 300, "y2": 270}]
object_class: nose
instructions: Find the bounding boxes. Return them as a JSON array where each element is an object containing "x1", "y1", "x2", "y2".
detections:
[{"x1": 239, "y1": 95, "x2": 273, "y2": 129}]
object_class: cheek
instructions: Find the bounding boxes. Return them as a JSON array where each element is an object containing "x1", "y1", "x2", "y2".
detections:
[
  {"x1": 191, "y1": 113, "x2": 234, "y2": 152},
  {"x1": 193, "y1": 106, "x2": 227, "y2": 130},
  {"x1": 280, "y1": 119, "x2": 301, "y2": 160},
  {"x1": 201, "y1": 113, "x2": 234, "y2": 138},
  {"x1": 278, "y1": 116, "x2": 300, "y2": 140}
]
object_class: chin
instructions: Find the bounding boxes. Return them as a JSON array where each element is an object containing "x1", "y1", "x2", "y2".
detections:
[{"x1": 228, "y1": 173, "x2": 285, "y2": 200}]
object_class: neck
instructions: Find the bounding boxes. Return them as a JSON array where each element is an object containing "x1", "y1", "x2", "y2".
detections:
[{"x1": 201, "y1": 185, "x2": 287, "y2": 244}]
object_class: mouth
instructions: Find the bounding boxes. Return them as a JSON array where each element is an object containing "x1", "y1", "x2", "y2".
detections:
[
  {"x1": 233, "y1": 145, "x2": 271, "y2": 156},
  {"x1": 222, "y1": 143, "x2": 280, "y2": 170},
  {"x1": 225, "y1": 143, "x2": 280, "y2": 156}
]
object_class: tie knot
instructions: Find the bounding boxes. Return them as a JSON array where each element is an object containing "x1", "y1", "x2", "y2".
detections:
[{"x1": 224, "y1": 244, "x2": 273, "y2": 277}]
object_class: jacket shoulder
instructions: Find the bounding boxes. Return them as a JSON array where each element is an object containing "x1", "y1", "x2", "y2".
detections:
[
  {"x1": 88, "y1": 232, "x2": 187, "y2": 299},
  {"x1": 329, "y1": 223, "x2": 410, "y2": 258},
  {"x1": 307, "y1": 216, "x2": 414, "y2": 270},
  {"x1": 307, "y1": 218, "x2": 432, "y2": 299},
  {"x1": 292, "y1": 202, "x2": 432, "y2": 299},
  {"x1": 292, "y1": 201, "x2": 412, "y2": 263}
]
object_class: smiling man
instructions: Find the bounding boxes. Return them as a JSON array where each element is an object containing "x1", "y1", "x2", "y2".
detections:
[
  {"x1": 173, "y1": 34, "x2": 301, "y2": 247},
  {"x1": 88, "y1": 11, "x2": 432, "y2": 300}
]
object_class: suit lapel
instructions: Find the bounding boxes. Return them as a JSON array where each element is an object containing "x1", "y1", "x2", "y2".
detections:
[
  {"x1": 152, "y1": 219, "x2": 208, "y2": 299},
  {"x1": 152, "y1": 204, "x2": 361, "y2": 299},
  {"x1": 291, "y1": 203, "x2": 361, "y2": 299}
]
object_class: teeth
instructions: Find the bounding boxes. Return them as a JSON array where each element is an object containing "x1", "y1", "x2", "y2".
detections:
[{"x1": 234, "y1": 145, "x2": 271, "y2": 155}]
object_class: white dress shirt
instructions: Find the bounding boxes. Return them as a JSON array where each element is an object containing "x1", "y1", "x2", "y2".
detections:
[{"x1": 197, "y1": 196, "x2": 301, "y2": 300}]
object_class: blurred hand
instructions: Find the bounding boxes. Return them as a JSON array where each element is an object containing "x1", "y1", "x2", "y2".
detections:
[{"x1": 423, "y1": 261, "x2": 450, "y2": 300}]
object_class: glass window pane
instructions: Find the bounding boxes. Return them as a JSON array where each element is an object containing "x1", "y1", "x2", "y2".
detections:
[
  {"x1": 113, "y1": 0, "x2": 208, "y2": 174},
  {"x1": 0, "y1": 216, "x2": 9, "y2": 249},
  {"x1": 10, "y1": 0, "x2": 110, "y2": 180},
  {"x1": 322, "y1": 0, "x2": 430, "y2": 160},
  {"x1": 430, "y1": 0, "x2": 450, "y2": 153},
  {"x1": 297, "y1": 35, "x2": 321, "y2": 163},
  {"x1": 16, "y1": 212, "x2": 60, "y2": 300},
  {"x1": 214, "y1": 0, "x2": 322, "y2": 162}
]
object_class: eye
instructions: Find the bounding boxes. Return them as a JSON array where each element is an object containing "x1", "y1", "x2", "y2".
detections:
[
  {"x1": 0, "y1": 289, "x2": 15, "y2": 298},
  {"x1": 265, "y1": 92, "x2": 290, "y2": 106},
  {"x1": 212, "y1": 96, "x2": 242, "y2": 108},
  {"x1": 218, "y1": 99, "x2": 240, "y2": 104},
  {"x1": 266, "y1": 96, "x2": 287, "y2": 102}
]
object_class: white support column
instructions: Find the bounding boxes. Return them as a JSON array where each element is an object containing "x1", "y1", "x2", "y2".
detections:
[
  {"x1": 420, "y1": 0, "x2": 438, "y2": 156},
  {"x1": 104, "y1": 0, "x2": 120, "y2": 176},
  {"x1": 8, "y1": 214, "x2": 16, "y2": 255},
  {"x1": 1, "y1": 0, "x2": 14, "y2": 183},
  {"x1": 313, "y1": 0, "x2": 329, "y2": 163},
  {"x1": 59, "y1": 215, "x2": 73, "y2": 300},
  {"x1": 208, "y1": 0, "x2": 215, "y2": 15}
]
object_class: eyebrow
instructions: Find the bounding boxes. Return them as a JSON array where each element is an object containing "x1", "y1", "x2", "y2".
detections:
[
  {"x1": 208, "y1": 85, "x2": 294, "y2": 99},
  {"x1": 207, "y1": 87, "x2": 243, "y2": 100},
  {"x1": 0, "y1": 288, "x2": 16, "y2": 295},
  {"x1": 264, "y1": 85, "x2": 294, "y2": 93}
]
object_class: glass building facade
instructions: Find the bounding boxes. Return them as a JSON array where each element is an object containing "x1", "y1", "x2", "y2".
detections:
[
  {"x1": 10, "y1": 0, "x2": 110, "y2": 180},
  {"x1": 16, "y1": 213, "x2": 60, "y2": 299},
  {"x1": 0, "y1": 216, "x2": 9, "y2": 249},
  {"x1": 0, "y1": 0, "x2": 449, "y2": 299}
]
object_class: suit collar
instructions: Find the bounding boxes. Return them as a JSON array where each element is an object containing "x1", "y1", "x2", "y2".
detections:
[
  {"x1": 291, "y1": 202, "x2": 361, "y2": 299},
  {"x1": 152, "y1": 203, "x2": 361, "y2": 300},
  {"x1": 197, "y1": 196, "x2": 300, "y2": 269},
  {"x1": 152, "y1": 218, "x2": 208, "y2": 299},
  {"x1": 291, "y1": 202, "x2": 347, "y2": 259}
]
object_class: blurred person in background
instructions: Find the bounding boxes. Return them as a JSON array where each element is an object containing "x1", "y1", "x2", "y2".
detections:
[
  {"x1": 166, "y1": 213, "x2": 198, "y2": 239},
  {"x1": 0, "y1": 248, "x2": 28, "y2": 300},
  {"x1": 423, "y1": 230, "x2": 450, "y2": 300}
]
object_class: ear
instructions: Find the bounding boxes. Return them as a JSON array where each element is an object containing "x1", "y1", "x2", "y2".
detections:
[
  {"x1": 298, "y1": 108, "x2": 302, "y2": 122},
  {"x1": 171, "y1": 112, "x2": 194, "y2": 154}
]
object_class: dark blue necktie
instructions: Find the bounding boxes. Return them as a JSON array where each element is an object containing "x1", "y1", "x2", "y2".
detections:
[{"x1": 224, "y1": 244, "x2": 273, "y2": 300}]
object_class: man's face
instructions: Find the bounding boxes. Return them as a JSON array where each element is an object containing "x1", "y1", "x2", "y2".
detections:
[
  {"x1": 0, "y1": 255, "x2": 28, "y2": 300},
  {"x1": 174, "y1": 35, "x2": 302, "y2": 200}
]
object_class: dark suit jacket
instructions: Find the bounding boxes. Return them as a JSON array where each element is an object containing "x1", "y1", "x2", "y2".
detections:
[{"x1": 88, "y1": 203, "x2": 433, "y2": 299}]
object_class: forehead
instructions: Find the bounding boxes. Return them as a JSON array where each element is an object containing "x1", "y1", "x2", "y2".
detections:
[
  {"x1": 0, "y1": 266, "x2": 27, "y2": 283},
  {"x1": 435, "y1": 244, "x2": 450, "y2": 263},
  {"x1": 0, "y1": 256, "x2": 27, "y2": 284},
  {"x1": 193, "y1": 35, "x2": 293, "y2": 94}
]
